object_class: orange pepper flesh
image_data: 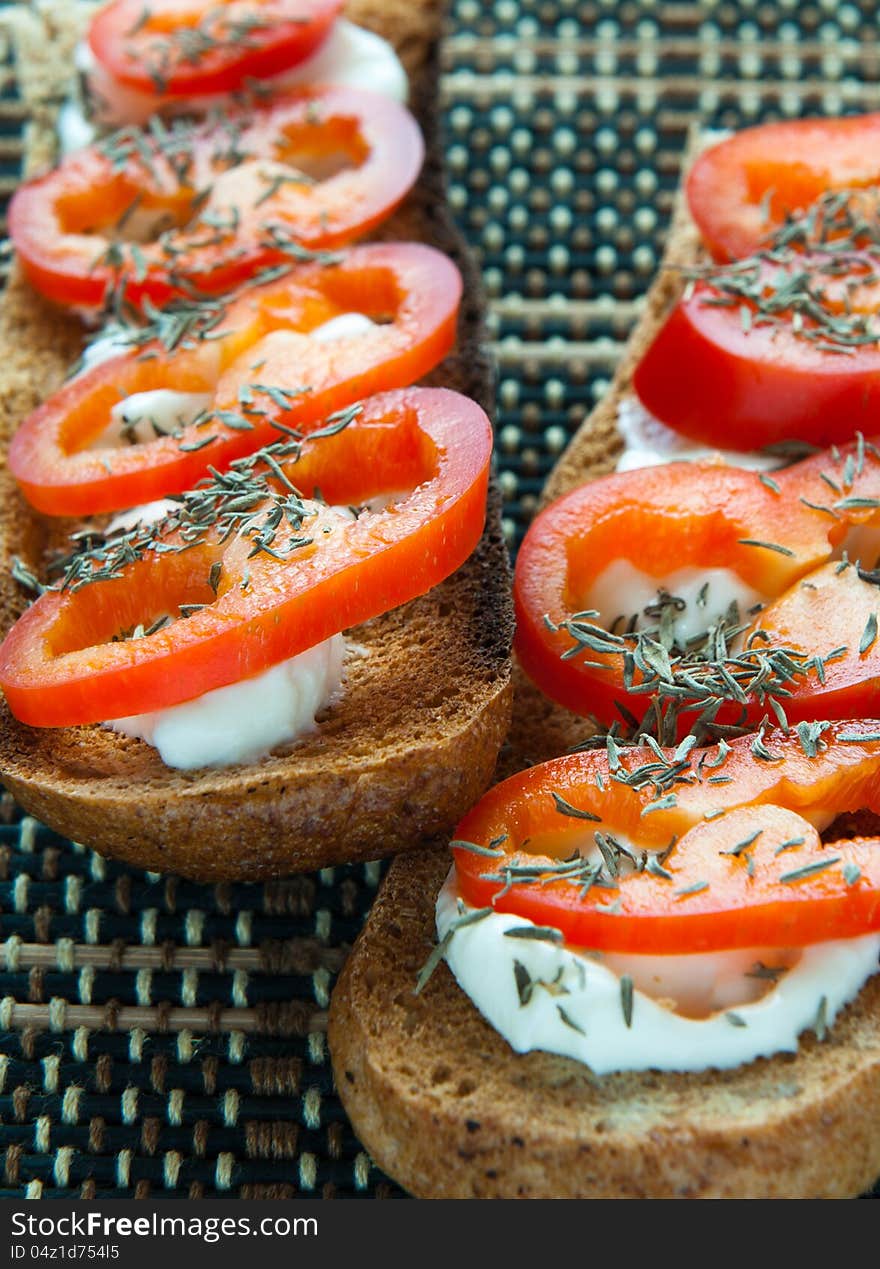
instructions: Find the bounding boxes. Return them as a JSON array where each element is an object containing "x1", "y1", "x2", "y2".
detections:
[
  {"x1": 634, "y1": 115, "x2": 880, "y2": 451},
  {"x1": 633, "y1": 274, "x2": 880, "y2": 452}
]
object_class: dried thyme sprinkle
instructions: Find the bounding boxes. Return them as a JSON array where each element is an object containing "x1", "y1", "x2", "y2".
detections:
[
  {"x1": 551, "y1": 792, "x2": 601, "y2": 822},
  {"x1": 449, "y1": 839, "x2": 506, "y2": 858},
  {"x1": 779, "y1": 856, "x2": 842, "y2": 884},
  {"x1": 413, "y1": 907, "x2": 493, "y2": 996},
  {"x1": 10, "y1": 557, "x2": 44, "y2": 596},
  {"x1": 178, "y1": 434, "x2": 218, "y2": 453},
  {"x1": 555, "y1": 602, "x2": 838, "y2": 747},
  {"x1": 722, "y1": 829, "x2": 762, "y2": 858},
  {"x1": 257, "y1": 222, "x2": 344, "y2": 267},
  {"x1": 640, "y1": 792, "x2": 678, "y2": 817},
  {"x1": 843, "y1": 862, "x2": 862, "y2": 885},
  {"x1": 737, "y1": 538, "x2": 796, "y2": 557},
  {"x1": 799, "y1": 497, "x2": 838, "y2": 519},
  {"x1": 835, "y1": 495, "x2": 880, "y2": 511},
  {"x1": 480, "y1": 848, "x2": 624, "y2": 901},
  {"x1": 134, "y1": 8, "x2": 278, "y2": 93},
  {"x1": 85, "y1": 293, "x2": 231, "y2": 361},
  {"x1": 503, "y1": 926, "x2": 564, "y2": 944},
  {"x1": 556, "y1": 1005, "x2": 586, "y2": 1036},
  {"x1": 860, "y1": 612, "x2": 879, "y2": 655},
  {"x1": 645, "y1": 854, "x2": 674, "y2": 880},
  {"x1": 774, "y1": 836, "x2": 806, "y2": 855},
  {"x1": 704, "y1": 738, "x2": 731, "y2": 769},
  {"x1": 795, "y1": 719, "x2": 832, "y2": 758},
  {"x1": 858, "y1": 565, "x2": 880, "y2": 587},
  {"x1": 675, "y1": 879, "x2": 710, "y2": 898},
  {"x1": 513, "y1": 962, "x2": 568, "y2": 1007},
  {"x1": 513, "y1": 961, "x2": 532, "y2": 1006},
  {"x1": 620, "y1": 975, "x2": 634, "y2": 1028},
  {"x1": 42, "y1": 420, "x2": 352, "y2": 595},
  {"x1": 253, "y1": 167, "x2": 315, "y2": 206},
  {"x1": 746, "y1": 962, "x2": 788, "y2": 982},
  {"x1": 768, "y1": 696, "x2": 790, "y2": 732},
  {"x1": 413, "y1": 932, "x2": 452, "y2": 996},
  {"x1": 674, "y1": 733, "x2": 699, "y2": 762},
  {"x1": 751, "y1": 723, "x2": 783, "y2": 762},
  {"x1": 726, "y1": 1012, "x2": 748, "y2": 1028}
]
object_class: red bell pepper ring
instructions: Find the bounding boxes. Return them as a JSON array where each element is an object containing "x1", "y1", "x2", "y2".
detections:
[
  {"x1": 633, "y1": 251, "x2": 880, "y2": 452},
  {"x1": 451, "y1": 723, "x2": 880, "y2": 954},
  {"x1": 89, "y1": 0, "x2": 344, "y2": 99},
  {"x1": 0, "y1": 387, "x2": 492, "y2": 728},
  {"x1": 686, "y1": 114, "x2": 880, "y2": 263},
  {"x1": 9, "y1": 241, "x2": 461, "y2": 516},
  {"x1": 514, "y1": 435, "x2": 880, "y2": 737},
  {"x1": 8, "y1": 86, "x2": 423, "y2": 312}
]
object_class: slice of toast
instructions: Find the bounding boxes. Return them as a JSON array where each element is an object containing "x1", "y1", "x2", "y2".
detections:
[
  {"x1": 0, "y1": 0, "x2": 514, "y2": 881},
  {"x1": 329, "y1": 133, "x2": 880, "y2": 1197},
  {"x1": 329, "y1": 846, "x2": 880, "y2": 1199}
]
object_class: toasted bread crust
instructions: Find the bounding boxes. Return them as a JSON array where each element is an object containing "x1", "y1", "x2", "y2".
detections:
[
  {"x1": 330, "y1": 135, "x2": 880, "y2": 1197},
  {"x1": 330, "y1": 847, "x2": 880, "y2": 1199},
  {"x1": 0, "y1": 0, "x2": 514, "y2": 881}
]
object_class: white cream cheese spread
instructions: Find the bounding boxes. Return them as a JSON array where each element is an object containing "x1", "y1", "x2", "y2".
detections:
[
  {"x1": 109, "y1": 633, "x2": 346, "y2": 769},
  {"x1": 437, "y1": 876, "x2": 880, "y2": 1075},
  {"x1": 309, "y1": 311, "x2": 376, "y2": 342},
  {"x1": 95, "y1": 390, "x2": 212, "y2": 448},
  {"x1": 76, "y1": 330, "x2": 139, "y2": 375},
  {"x1": 586, "y1": 560, "x2": 764, "y2": 645},
  {"x1": 270, "y1": 19, "x2": 408, "y2": 103},
  {"x1": 616, "y1": 396, "x2": 779, "y2": 474},
  {"x1": 104, "y1": 498, "x2": 179, "y2": 536}
]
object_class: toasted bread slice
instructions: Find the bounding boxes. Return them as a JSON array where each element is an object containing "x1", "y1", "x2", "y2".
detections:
[
  {"x1": 0, "y1": 0, "x2": 514, "y2": 881},
  {"x1": 329, "y1": 135, "x2": 880, "y2": 1197},
  {"x1": 329, "y1": 846, "x2": 880, "y2": 1199}
]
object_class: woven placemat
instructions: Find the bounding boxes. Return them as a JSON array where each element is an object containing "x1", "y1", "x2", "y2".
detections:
[{"x1": 3, "y1": 0, "x2": 880, "y2": 1199}]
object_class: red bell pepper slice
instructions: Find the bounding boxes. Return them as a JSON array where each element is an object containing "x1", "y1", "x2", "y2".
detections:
[
  {"x1": 0, "y1": 387, "x2": 492, "y2": 727},
  {"x1": 8, "y1": 86, "x2": 423, "y2": 312},
  {"x1": 9, "y1": 241, "x2": 461, "y2": 516},
  {"x1": 633, "y1": 250, "x2": 880, "y2": 452},
  {"x1": 513, "y1": 436, "x2": 880, "y2": 737},
  {"x1": 89, "y1": 0, "x2": 343, "y2": 98},
  {"x1": 452, "y1": 723, "x2": 880, "y2": 953},
  {"x1": 686, "y1": 114, "x2": 880, "y2": 263}
]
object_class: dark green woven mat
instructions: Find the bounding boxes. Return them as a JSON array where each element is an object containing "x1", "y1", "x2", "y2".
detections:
[{"x1": 3, "y1": 0, "x2": 880, "y2": 1199}]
